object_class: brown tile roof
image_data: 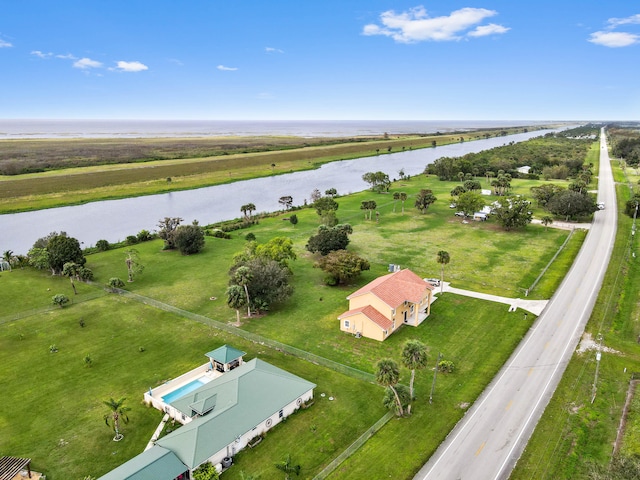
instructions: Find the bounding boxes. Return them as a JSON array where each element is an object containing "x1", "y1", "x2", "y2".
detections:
[
  {"x1": 347, "y1": 269, "x2": 432, "y2": 309},
  {"x1": 338, "y1": 305, "x2": 393, "y2": 331}
]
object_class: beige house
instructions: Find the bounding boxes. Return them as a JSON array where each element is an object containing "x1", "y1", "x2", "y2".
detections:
[{"x1": 338, "y1": 269, "x2": 435, "y2": 341}]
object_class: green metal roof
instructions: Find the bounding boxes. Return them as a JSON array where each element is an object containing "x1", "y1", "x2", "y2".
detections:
[
  {"x1": 157, "y1": 358, "x2": 316, "y2": 469},
  {"x1": 98, "y1": 446, "x2": 187, "y2": 480},
  {"x1": 205, "y1": 344, "x2": 246, "y2": 364}
]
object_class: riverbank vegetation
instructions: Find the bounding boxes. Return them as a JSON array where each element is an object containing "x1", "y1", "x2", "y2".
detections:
[{"x1": 0, "y1": 125, "x2": 549, "y2": 213}]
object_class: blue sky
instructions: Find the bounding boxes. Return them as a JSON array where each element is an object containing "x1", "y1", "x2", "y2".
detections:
[{"x1": 1, "y1": 1, "x2": 639, "y2": 120}]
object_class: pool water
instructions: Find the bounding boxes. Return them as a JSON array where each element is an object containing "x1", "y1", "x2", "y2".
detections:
[{"x1": 162, "y1": 378, "x2": 206, "y2": 404}]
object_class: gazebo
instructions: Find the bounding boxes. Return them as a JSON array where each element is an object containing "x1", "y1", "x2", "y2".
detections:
[
  {"x1": 0, "y1": 456, "x2": 41, "y2": 480},
  {"x1": 205, "y1": 345, "x2": 245, "y2": 373}
]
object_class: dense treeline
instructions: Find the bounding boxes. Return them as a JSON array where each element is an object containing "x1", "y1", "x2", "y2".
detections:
[
  {"x1": 425, "y1": 127, "x2": 599, "y2": 181},
  {"x1": 610, "y1": 125, "x2": 640, "y2": 166}
]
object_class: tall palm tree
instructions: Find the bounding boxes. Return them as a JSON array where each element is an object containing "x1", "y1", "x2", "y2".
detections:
[
  {"x1": 401, "y1": 340, "x2": 428, "y2": 414},
  {"x1": 103, "y1": 397, "x2": 130, "y2": 441},
  {"x1": 226, "y1": 285, "x2": 246, "y2": 325},
  {"x1": 436, "y1": 250, "x2": 450, "y2": 294},
  {"x1": 393, "y1": 192, "x2": 400, "y2": 212},
  {"x1": 375, "y1": 359, "x2": 403, "y2": 416},
  {"x1": 62, "y1": 262, "x2": 80, "y2": 295},
  {"x1": 399, "y1": 192, "x2": 407, "y2": 214},
  {"x1": 234, "y1": 266, "x2": 253, "y2": 318}
]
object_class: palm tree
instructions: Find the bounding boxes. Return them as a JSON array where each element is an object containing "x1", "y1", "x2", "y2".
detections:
[
  {"x1": 375, "y1": 358, "x2": 403, "y2": 416},
  {"x1": 226, "y1": 285, "x2": 246, "y2": 325},
  {"x1": 124, "y1": 249, "x2": 144, "y2": 283},
  {"x1": 274, "y1": 453, "x2": 301, "y2": 479},
  {"x1": 401, "y1": 340, "x2": 428, "y2": 414},
  {"x1": 399, "y1": 192, "x2": 407, "y2": 214},
  {"x1": 541, "y1": 215, "x2": 554, "y2": 230},
  {"x1": 103, "y1": 397, "x2": 130, "y2": 441},
  {"x1": 436, "y1": 250, "x2": 450, "y2": 294},
  {"x1": 62, "y1": 262, "x2": 80, "y2": 295},
  {"x1": 393, "y1": 192, "x2": 400, "y2": 212},
  {"x1": 234, "y1": 266, "x2": 253, "y2": 318}
]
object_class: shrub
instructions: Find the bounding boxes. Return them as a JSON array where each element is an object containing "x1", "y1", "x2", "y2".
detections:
[
  {"x1": 245, "y1": 232, "x2": 256, "y2": 241},
  {"x1": 108, "y1": 277, "x2": 125, "y2": 291},
  {"x1": 125, "y1": 235, "x2": 138, "y2": 245},
  {"x1": 95, "y1": 239, "x2": 110, "y2": 252},
  {"x1": 136, "y1": 229, "x2": 153, "y2": 242},
  {"x1": 52, "y1": 294, "x2": 70, "y2": 308},
  {"x1": 174, "y1": 224, "x2": 205, "y2": 254},
  {"x1": 438, "y1": 360, "x2": 455, "y2": 373}
]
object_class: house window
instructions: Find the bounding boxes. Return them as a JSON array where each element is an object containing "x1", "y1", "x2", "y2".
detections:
[
  {"x1": 344, "y1": 320, "x2": 350, "y2": 329},
  {"x1": 410, "y1": 304, "x2": 415, "y2": 314}
]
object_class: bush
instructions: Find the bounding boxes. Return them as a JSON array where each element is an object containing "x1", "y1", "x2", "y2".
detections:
[
  {"x1": 438, "y1": 360, "x2": 455, "y2": 373},
  {"x1": 174, "y1": 224, "x2": 205, "y2": 254},
  {"x1": 125, "y1": 235, "x2": 138, "y2": 245},
  {"x1": 245, "y1": 232, "x2": 256, "y2": 241},
  {"x1": 108, "y1": 277, "x2": 125, "y2": 291},
  {"x1": 52, "y1": 294, "x2": 70, "y2": 308},
  {"x1": 136, "y1": 229, "x2": 153, "y2": 242},
  {"x1": 95, "y1": 239, "x2": 110, "y2": 252}
]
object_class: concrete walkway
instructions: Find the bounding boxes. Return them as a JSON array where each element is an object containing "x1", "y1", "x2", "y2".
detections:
[
  {"x1": 437, "y1": 282, "x2": 548, "y2": 316},
  {"x1": 530, "y1": 219, "x2": 591, "y2": 230},
  {"x1": 145, "y1": 413, "x2": 170, "y2": 451}
]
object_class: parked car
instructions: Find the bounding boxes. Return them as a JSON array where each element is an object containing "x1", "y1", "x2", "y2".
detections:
[
  {"x1": 455, "y1": 211, "x2": 466, "y2": 217},
  {"x1": 597, "y1": 202, "x2": 605, "y2": 210},
  {"x1": 425, "y1": 278, "x2": 440, "y2": 286}
]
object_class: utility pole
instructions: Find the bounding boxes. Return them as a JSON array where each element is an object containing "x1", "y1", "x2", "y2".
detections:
[
  {"x1": 591, "y1": 333, "x2": 603, "y2": 404},
  {"x1": 430, "y1": 352, "x2": 443, "y2": 404}
]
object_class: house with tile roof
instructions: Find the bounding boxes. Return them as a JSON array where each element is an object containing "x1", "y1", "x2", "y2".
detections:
[
  {"x1": 338, "y1": 269, "x2": 435, "y2": 341},
  {"x1": 99, "y1": 351, "x2": 315, "y2": 480}
]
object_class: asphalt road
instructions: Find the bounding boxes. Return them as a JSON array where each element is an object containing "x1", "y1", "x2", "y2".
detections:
[{"x1": 414, "y1": 129, "x2": 617, "y2": 480}]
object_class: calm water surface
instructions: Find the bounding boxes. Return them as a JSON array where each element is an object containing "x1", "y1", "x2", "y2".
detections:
[{"x1": 1, "y1": 129, "x2": 561, "y2": 254}]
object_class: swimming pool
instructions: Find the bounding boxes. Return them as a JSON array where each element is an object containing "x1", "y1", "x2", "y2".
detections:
[{"x1": 162, "y1": 378, "x2": 206, "y2": 404}]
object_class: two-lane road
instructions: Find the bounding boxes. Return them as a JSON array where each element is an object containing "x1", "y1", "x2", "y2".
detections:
[{"x1": 414, "y1": 129, "x2": 617, "y2": 480}]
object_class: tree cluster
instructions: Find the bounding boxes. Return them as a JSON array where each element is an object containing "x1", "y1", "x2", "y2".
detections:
[
  {"x1": 362, "y1": 171, "x2": 391, "y2": 193},
  {"x1": 314, "y1": 249, "x2": 370, "y2": 286},
  {"x1": 530, "y1": 185, "x2": 598, "y2": 221},
  {"x1": 157, "y1": 217, "x2": 205, "y2": 255},
  {"x1": 414, "y1": 189, "x2": 437, "y2": 213},
  {"x1": 28, "y1": 232, "x2": 87, "y2": 275},
  {"x1": 226, "y1": 237, "x2": 296, "y2": 318},
  {"x1": 425, "y1": 134, "x2": 595, "y2": 181},
  {"x1": 306, "y1": 224, "x2": 352, "y2": 256}
]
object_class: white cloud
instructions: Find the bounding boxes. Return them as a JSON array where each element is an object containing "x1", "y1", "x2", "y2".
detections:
[
  {"x1": 73, "y1": 57, "x2": 103, "y2": 69},
  {"x1": 362, "y1": 6, "x2": 508, "y2": 43},
  {"x1": 468, "y1": 23, "x2": 510, "y2": 37},
  {"x1": 217, "y1": 65, "x2": 238, "y2": 71},
  {"x1": 606, "y1": 14, "x2": 640, "y2": 29},
  {"x1": 114, "y1": 60, "x2": 148, "y2": 72},
  {"x1": 265, "y1": 47, "x2": 284, "y2": 54},
  {"x1": 589, "y1": 31, "x2": 639, "y2": 48},
  {"x1": 31, "y1": 50, "x2": 53, "y2": 58},
  {"x1": 0, "y1": 38, "x2": 12, "y2": 48},
  {"x1": 56, "y1": 53, "x2": 77, "y2": 60}
]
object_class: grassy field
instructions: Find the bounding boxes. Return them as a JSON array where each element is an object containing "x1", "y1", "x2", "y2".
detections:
[
  {"x1": 511, "y1": 160, "x2": 640, "y2": 479},
  {"x1": 0, "y1": 165, "x2": 591, "y2": 479},
  {"x1": 0, "y1": 126, "x2": 538, "y2": 213}
]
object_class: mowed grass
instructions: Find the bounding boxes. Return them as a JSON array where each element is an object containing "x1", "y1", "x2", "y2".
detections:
[
  {"x1": 512, "y1": 164, "x2": 640, "y2": 479},
  {"x1": 1, "y1": 172, "x2": 588, "y2": 479}
]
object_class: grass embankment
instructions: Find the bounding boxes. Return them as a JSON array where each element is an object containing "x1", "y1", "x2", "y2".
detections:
[
  {"x1": 0, "y1": 166, "x2": 589, "y2": 479},
  {"x1": 0, "y1": 126, "x2": 536, "y2": 213},
  {"x1": 512, "y1": 160, "x2": 640, "y2": 479}
]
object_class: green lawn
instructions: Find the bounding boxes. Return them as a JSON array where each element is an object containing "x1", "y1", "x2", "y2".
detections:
[
  {"x1": 0, "y1": 171, "x2": 591, "y2": 479},
  {"x1": 512, "y1": 161, "x2": 640, "y2": 479}
]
